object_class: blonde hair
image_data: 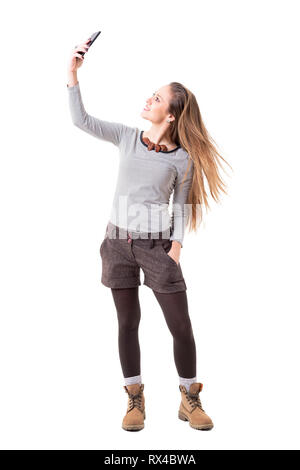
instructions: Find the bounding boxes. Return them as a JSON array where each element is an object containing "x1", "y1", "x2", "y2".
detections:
[{"x1": 168, "y1": 81, "x2": 232, "y2": 233}]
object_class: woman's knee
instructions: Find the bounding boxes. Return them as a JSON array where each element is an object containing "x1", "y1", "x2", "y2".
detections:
[
  {"x1": 118, "y1": 310, "x2": 141, "y2": 332},
  {"x1": 172, "y1": 320, "x2": 194, "y2": 343}
]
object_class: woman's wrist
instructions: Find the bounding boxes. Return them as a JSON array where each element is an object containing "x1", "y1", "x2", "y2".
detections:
[
  {"x1": 171, "y1": 240, "x2": 182, "y2": 251},
  {"x1": 67, "y1": 71, "x2": 78, "y2": 87},
  {"x1": 169, "y1": 240, "x2": 181, "y2": 265}
]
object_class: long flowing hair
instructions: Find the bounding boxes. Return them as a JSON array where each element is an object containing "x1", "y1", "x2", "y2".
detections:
[{"x1": 168, "y1": 81, "x2": 232, "y2": 233}]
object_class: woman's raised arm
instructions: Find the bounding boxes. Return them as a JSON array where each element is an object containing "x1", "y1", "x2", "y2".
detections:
[{"x1": 67, "y1": 39, "x2": 126, "y2": 147}]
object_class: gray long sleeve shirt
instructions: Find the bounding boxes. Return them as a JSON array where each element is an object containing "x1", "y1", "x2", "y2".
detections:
[{"x1": 67, "y1": 81, "x2": 194, "y2": 247}]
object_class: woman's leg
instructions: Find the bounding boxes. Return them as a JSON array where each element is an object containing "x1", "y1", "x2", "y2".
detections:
[
  {"x1": 152, "y1": 290, "x2": 197, "y2": 385},
  {"x1": 111, "y1": 287, "x2": 142, "y2": 383}
]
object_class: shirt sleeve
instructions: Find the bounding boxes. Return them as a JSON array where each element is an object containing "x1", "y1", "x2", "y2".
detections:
[
  {"x1": 170, "y1": 156, "x2": 194, "y2": 248},
  {"x1": 67, "y1": 81, "x2": 127, "y2": 147}
]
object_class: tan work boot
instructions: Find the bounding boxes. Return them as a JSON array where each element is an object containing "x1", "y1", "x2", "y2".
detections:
[
  {"x1": 178, "y1": 382, "x2": 214, "y2": 430},
  {"x1": 122, "y1": 383, "x2": 146, "y2": 431}
]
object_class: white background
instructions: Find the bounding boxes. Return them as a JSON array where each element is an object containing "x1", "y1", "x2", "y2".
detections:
[{"x1": 0, "y1": 0, "x2": 299, "y2": 450}]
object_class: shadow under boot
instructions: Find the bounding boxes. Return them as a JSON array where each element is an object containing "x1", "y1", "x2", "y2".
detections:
[
  {"x1": 178, "y1": 382, "x2": 214, "y2": 430},
  {"x1": 122, "y1": 383, "x2": 146, "y2": 431}
]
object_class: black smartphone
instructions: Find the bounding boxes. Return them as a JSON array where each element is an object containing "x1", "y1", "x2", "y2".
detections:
[{"x1": 78, "y1": 31, "x2": 101, "y2": 56}]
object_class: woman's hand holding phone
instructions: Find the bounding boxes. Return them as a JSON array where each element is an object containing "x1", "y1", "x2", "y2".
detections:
[
  {"x1": 69, "y1": 38, "x2": 91, "y2": 73},
  {"x1": 67, "y1": 32, "x2": 100, "y2": 86}
]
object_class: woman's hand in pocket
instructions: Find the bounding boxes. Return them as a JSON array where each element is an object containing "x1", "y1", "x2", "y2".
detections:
[{"x1": 167, "y1": 241, "x2": 181, "y2": 265}]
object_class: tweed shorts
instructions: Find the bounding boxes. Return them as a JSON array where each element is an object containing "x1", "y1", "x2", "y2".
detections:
[{"x1": 99, "y1": 221, "x2": 187, "y2": 294}]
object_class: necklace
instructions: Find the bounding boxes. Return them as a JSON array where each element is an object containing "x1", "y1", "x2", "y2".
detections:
[
  {"x1": 142, "y1": 134, "x2": 168, "y2": 152},
  {"x1": 140, "y1": 131, "x2": 181, "y2": 153}
]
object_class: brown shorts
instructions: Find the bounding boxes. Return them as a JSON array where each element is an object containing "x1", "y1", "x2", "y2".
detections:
[{"x1": 99, "y1": 221, "x2": 187, "y2": 294}]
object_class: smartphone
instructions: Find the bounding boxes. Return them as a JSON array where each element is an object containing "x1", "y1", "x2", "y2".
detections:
[{"x1": 78, "y1": 31, "x2": 101, "y2": 56}]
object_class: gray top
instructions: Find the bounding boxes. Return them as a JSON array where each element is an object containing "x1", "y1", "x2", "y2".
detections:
[{"x1": 67, "y1": 81, "x2": 194, "y2": 247}]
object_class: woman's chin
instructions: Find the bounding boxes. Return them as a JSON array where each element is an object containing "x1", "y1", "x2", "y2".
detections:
[{"x1": 140, "y1": 112, "x2": 150, "y2": 121}]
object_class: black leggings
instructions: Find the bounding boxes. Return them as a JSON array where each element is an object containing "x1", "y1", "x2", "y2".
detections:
[{"x1": 110, "y1": 287, "x2": 197, "y2": 379}]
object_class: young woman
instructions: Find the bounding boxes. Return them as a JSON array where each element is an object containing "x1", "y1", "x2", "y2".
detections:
[{"x1": 67, "y1": 38, "x2": 229, "y2": 432}]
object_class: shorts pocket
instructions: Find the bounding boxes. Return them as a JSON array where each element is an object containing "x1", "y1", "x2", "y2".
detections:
[
  {"x1": 161, "y1": 241, "x2": 179, "y2": 266},
  {"x1": 100, "y1": 238, "x2": 106, "y2": 256},
  {"x1": 100, "y1": 224, "x2": 109, "y2": 256}
]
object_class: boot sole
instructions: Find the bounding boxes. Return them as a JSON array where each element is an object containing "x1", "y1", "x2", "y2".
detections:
[
  {"x1": 122, "y1": 424, "x2": 144, "y2": 431},
  {"x1": 178, "y1": 411, "x2": 214, "y2": 430},
  {"x1": 122, "y1": 412, "x2": 146, "y2": 431}
]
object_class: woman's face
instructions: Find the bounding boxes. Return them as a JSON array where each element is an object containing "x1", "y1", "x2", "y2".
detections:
[{"x1": 140, "y1": 85, "x2": 174, "y2": 124}]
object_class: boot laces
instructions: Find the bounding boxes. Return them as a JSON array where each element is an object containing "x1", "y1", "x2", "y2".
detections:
[
  {"x1": 127, "y1": 390, "x2": 143, "y2": 413},
  {"x1": 186, "y1": 391, "x2": 205, "y2": 412}
]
